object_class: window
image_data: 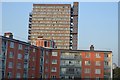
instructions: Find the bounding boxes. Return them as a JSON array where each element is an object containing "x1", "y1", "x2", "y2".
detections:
[
  {"x1": 85, "y1": 53, "x2": 90, "y2": 58},
  {"x1": 32, "y1": 66, "x2": 35, "y2": 70},
  {"x1": 95, "y1": 69, "x2": 101, "y2": 74},
  {"x1": 61, "y1": 68, "x2": 66, "y2": 74},
  {"x1": 104, "y1": 54, "x2": 108, "y2": 57},
  {"x1": 9, "y1": 52, "x2": 14, "y2": 58},
  {"x1": 46, "y1": 51, "x2": 48, "y2": 56},
  {"x1": 96, "y1": 61, "x2": 101, "y2": 66},
  {"x1": 17, "y1": 63, "x2": 21, "y2": 69},
  {"x1": 31, "y1": 74, "x2": 34, "y2": 78},
  {"x1": 32, "y1": 57, "x2": 35, "y2": 61},
  {"x1": 16, "y1": 73, "x2": 21, "y2": 78},
  {"x1": 18, "y1": 54, "x2": 22, "y2": 59},
  {"x1": 96, "y1": 77, "x2": 100, "y2": 80},
  {"x1": 85, "y1": 68, "x2": 90, "y2": 73},
  {"x1": 85, "y1": 61, "x2": 91, "y2": 66},
  {"x1": 44, "y1": 41, "x2": 47, "y2": 47},
  {"x1": 45, "y1": 74, "x2": 48, "y2": 79},
  {"x1": 8, "y1": 72, "x2": 12, "y2": 78},
  {"x1": 52, "y1": 59, "x2": 57, "y2": 64},
  {"x1": 8, "y1": 62, "x2": 13, "y2": 68},
  {"x1": 52, "y1": 52, "x2": 58, "y2": 56},
  {"x1": 51, "y1": 75, "x2": 56, "y2": 78},
  {"x1": 23, "y1": 73, "x2": 27, "y2": 78},
  {"x1": 33, "y1": 48, "x2": 36, "y2": 52},
  {"x1": 96, "y1": 53, "x2": 101, "y2": 58},
  {"x1": 10, "y1": 42, "x2": 14, "y2": 48},
  {"x1": 18, "y1": 44, "x2": 22, "y2": 50},
  {"x1": 104, "y1": 61, "x2": 109, "y2": 66},
  {"x1": 51, "y1": 67, "x2": 57, "y2": 72},
  {"x1": 45, "y1": 59, "x2": 48, "y2": 64}
]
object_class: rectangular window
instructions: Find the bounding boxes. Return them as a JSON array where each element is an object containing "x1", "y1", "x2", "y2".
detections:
[
  {"x1": 95, "y1": 69, "x2": 101, "y2": 74},
  {"x1": 85, "y1": 68, "x2": 90, "y2": 73},
  {"x1": 85, "y1": 53, "x2": 90, "y2": 58},
  {"x1": 51, "y1": 67, "x2": 57, "y2": 72},
  {"x1": 8, "y1": 72, "x2": 12, "y2": 78},
  {"x1": 33, "y1": 48, "x2": 36, "y2": 52},
  {"x1": 104, "y1": 54, "x2": 108, "y2": 57},
  {"x1": 32, "y1": 57, "x2": 35, "y2": 61},
  {"x1": 8, "y1": 62, "x2": 13, "y2": 68},
  {"x1": 18, "y1": 54, "x2": 22, "y2": 59},
  {"x1": 45, "y1": 74, "x2": 48, "y2": 79},
  {"x1": 46, "y1": 51, "x2": 48, "y2": 56},
  {"x1": 52, "y1": 59, "x2": 57, "y2": 64},
  {"x1": 18, "y1": 44, "x2": 22, "y2": 50},
  {"x1": 44, "y1": 41, "x2": 47, "y2": 47},
  {"x1": 16, "y1": 73, "x2": 21, "y2": 78},
  {"x1": 9, "y1": 52, "x2": 14, "y2": 58},
  {"x1": 52, "y1": 52, "x2": 58, "y2": 56},
  {"x1": 85, "y1": 61, "x2": 91, "y2": 66},
  {"x1": 96, "y1": 61, "x2": 101, "y2": 66},
  {"x1": 45, "y1": 59, "x2": 48, "y2": 64},
  {"x1": 96, "y1": 53, "x2": 101, "y2": 58},
  {"x1": 32, "y1": 66, "x2": 35, "y2": 70},
  {"x1": 17, "y1": 63, "x2": 21, "y2": 69},
  {"x1": 51, "y1": 75, "x2": 56, "y2": 78},
  {"x1": 104, "y1": 61, "x2": 109, "y2": 66},
  {"x1": 61, "y1": 68, "x2": 66, "y2": 74},
  {"x1": 10, "y1": 42, "x2": 14, "y2": 48}
]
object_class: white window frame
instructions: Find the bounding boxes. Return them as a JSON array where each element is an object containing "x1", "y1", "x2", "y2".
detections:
[
  {"x1": 96, "y1": 53, "x2": 101, "y2": 58},
  {"x1": 96, "y1": 61, "x2": 101, "y2": 66},
  {"x1": 85, "y1": 61, "x2": 91, "y2": 66},
  {"x1": 51, "y1": 67, "x2": 57, "y2": 72},
  {"x1": 95, "y1": 69, "x2": 101, "y2": 74},
  {"x1": 16, "y1": 73, "x2": 21, "y2": 78},
  {"x1": 8, "y1": 62, "x2": 13, "y2": 68},
  {"x1": 52, "y1": 52, "x2": 58, "y2": 56},
  {"x1": 52, "y1": 59, "x2": 57, "y2": 64},
  {"x1": 17, "y1": 63, "x2": 21, "y2": 69},
  {"x1": 85, "y1": 68, "x2": 90, "y2": 73},
  {"x1": 18, "y1": 54, "x2": 22, "y2": 59},
  {"x1": 9, "y1": 52, "x2": 14, "y2": 58},
  {"x1": 18, "y1": 44, "x2": 22, "y2": 50},
  {"x1": 10, "y1": 42, "x2": 14, "y2": 48}
]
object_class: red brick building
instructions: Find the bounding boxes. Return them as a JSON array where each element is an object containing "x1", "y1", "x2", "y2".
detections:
[{"x1": 0, "y1": 33, "x2": 112, "y2": 79}]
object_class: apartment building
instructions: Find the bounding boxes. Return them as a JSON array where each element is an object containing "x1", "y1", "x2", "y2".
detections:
[
  {"x1": 0, "y1": 33, "x2": 39, "y2": 79},
  {"x1": 0, "y1": 33, "x2": 112, "y2": 79},
  {"x1": 28, "y1": 2, "x2": 78, "y2": 50},
  {"x1": 42, "y1": 47, "x2": 112, "y2": 79}
]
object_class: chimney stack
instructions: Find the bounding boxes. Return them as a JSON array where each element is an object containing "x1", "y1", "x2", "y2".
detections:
[
  {"x1": 4, "y1": 32, "x2": 13, "y2": 39},
  {"x1": 90, "y1": 45, "x2": 94, "y2": 51}
]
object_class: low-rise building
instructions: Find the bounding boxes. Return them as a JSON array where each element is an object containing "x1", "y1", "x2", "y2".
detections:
[{"x1": 0, "y1": 32, "x2": 112, "y2": 79}]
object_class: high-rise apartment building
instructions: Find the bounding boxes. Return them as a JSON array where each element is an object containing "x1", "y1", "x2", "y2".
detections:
[{"x1": 28, "y1": 2, "x2": 78, "y2": 50}]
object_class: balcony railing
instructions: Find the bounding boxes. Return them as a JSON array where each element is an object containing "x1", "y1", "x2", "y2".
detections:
[
  {"x1": 61, "y1": 56, "x2": 81, "y2": 60},
  {"x1": 60, "y1": 64, "x2": 81, "y2": 67}
]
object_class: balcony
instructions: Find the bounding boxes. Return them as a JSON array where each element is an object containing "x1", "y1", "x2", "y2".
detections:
[
  {"x1": 60, "y1": 71, "x2": 81, "y2": 75},
  {"x1": 29, "y1": 24, "x2": 31, "y2": 28},
  {"x1": 29, "y1": 13, "x2": 32, "y2": 17},
  {"x1": 2, "y1": 55, "x2": 5, "y2": 60},
  {"x1": 61, "y1": 56, "x2": 81, "y2": 60},
  {"x1": 60, "y1": 64, "x2": 81, "y2": 67},
  {"x1": 28, "y1": 30, "x2": 31, "y2": 34},
  {"x1": 29, "y1": 17, "x2": 32, "y2": 22},
  {"x1": 24, "y1": 60, "x2": 28, "y2": 63}
]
